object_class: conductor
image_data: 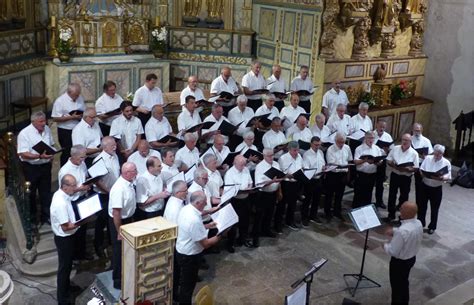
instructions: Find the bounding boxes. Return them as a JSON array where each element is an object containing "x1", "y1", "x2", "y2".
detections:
[{"x1": 384, "y1": 201, "x2": 423, "y2": 305}]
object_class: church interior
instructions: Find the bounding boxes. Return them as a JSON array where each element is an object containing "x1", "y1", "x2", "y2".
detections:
[{"x1": 0, "y1": 0, "x2": 473, "y2": 304}]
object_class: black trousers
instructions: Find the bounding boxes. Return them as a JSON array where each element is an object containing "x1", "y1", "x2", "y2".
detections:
[
  {"x1": 94, "y1": 193, "x2": 110, "y2": 252},
  {"x1": 353, "y1": 171, "x2": 377, "y2": 208},
  {"x1": 57, "y1": 128, "x2": 73, "y2": 166},
  {"x1": 22, "y1": 162, "x2": 52, "y2": 224},
  {"x1": 227, "y1": 197, "x2": 250, "y2": 245},
  {"x1": 388, "y1": 173, "x2": 412, "y2": 219},
  {"x1": 175, "y1": 251, "x2": 202, "y2": 305},
  {"x1": 417, "y1": 183, "x2": 442, "y2": 230},
  {"x1": 137, "y1": 112, "x2": 151, "y2": 130},
  {"x1": 274, "y1": 100, "x2": 284, "y2": 112},
  {"x1": 324, "y1": 172, "x2": 347, "y2": 218},
  {"x1": 55, "y1": 234, "x2": 76, "y2": 305},
  {"x1": 252, "y1": 191, "x2": 277, "y2": 240},
  {"x1": 134, "y1": 208, "x2": 163, "y2": 221},
  {"x1": 414, "y1": 171, "x2": 423, "y2": 205},
  {"x1": 109, "y1": 216, "x2": 134, "y2": 289},
  {"x1": 99, "y1": 122, "x2": 111, "y2": 137},
  {"x1": 375, "y1": 161, "x2": 387, "y2": 204},
  {"x1": 299, "y1": 100, "x2": 311, "y2": 113},
  {"x1": 302, "y1": 178, "x2": 322, "y2": 220},
  {"x1": 247, "y1": 99, "x2": 262, "y2": 112},
  {"x1": 390, "y1": 256, "x2": 416, "y2": 305},
  {"x1": 275, "y1": 181, "x2": 300, "y2": 229}
]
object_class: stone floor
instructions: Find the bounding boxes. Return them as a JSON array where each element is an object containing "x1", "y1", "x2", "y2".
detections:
[{"x1": 2, "y1": 180, "x2": 474, "y2": 305}]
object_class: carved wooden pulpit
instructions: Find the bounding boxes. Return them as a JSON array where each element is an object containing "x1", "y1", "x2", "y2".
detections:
[{"x1": 120, "y1": 217, "x2": 178, "y2": 304}]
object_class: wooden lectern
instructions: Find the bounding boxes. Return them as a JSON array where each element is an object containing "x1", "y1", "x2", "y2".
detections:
[{"x1": 120, "y1": 217, "x2": 178, "y2": 304}]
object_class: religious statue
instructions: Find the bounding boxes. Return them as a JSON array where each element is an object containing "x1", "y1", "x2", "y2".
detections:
[
  {"x1": 206, "y1": 0, "x2": 224, "y2": 19},
  {"x1": 405, "y1": 0, "x2": 420, "y2": 14},
  {"x1": 184, "y1": 0, "x2": 202, "y2": 17},
  {"x1": 373, "y1": 64, "x2": 387, "y2": 83},
  {"x1": 102, "y1": 22, "x2": 118, "y2": 47},
  {"x1": 408, "y1": 20, "x2": 424, "y2": 56},
  {"x1": 83, "y1": 23, "x2": 92, "y2": 46},
  {"x1": 352, "y1": 16, "x2": 371, "y2": 59},
  {"x1": 319, "y1": 0, "x2": 339, "y2": 59},
  {"x1": 373, "y1": 0, "x2": 398, "y2": 28}
]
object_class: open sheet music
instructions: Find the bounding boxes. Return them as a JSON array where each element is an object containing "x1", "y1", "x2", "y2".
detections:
[
  {"x1": 211, "y1": 203, "x2": 239, "y2": 234},
  {"x1": 286, "y1": 282, "x2": 307, "y2": 305},
  {"x1": 74, "y1": 194, "x2": 102, "y2": 224},
  {"x1": 348, "y1": 204, "x2": 381, "y2": 232}
]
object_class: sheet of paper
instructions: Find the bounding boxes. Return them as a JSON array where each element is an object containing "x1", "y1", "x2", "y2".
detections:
[
  {"x1": 348, "y1": 129, "x2": 366, "y2": 140},
  {"x1": 184, "y1": 165, "x2": 196, "y2": 184},
  {"x1": 286, "y1": 282, "x2": 307, "y2": 305},
  {"x1": 350, "y1": 204, "x2": 381, "y2": 232},
  {"x1": 304, "y1": 169, "x2": 316, "y2": 180},
  {"x1": 167, "y1": 172, "x2": 185, "y2": 187},
  {"x1": 220, "y1": 185, "x2": 239, "y2": 205},
  {"x1": 76, "y1": 194, "x2": 102, "y2": 222},
  {"x1": 322, "y1": 132, "x2": 336, "y2": 144},
  {"x1": 324, "y1": 165, "x2": 338, "y2": 172},
  {"x1": 211, "y1": 203, "x2": 239, "y2": 234},
  {"x1": 88, "y1": 158, "x2": 108, "y2": 178}
]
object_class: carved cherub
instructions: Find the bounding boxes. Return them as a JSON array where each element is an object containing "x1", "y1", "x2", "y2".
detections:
[{"x1": 373, "y1": 63, "x2": 387, "y2": 83}]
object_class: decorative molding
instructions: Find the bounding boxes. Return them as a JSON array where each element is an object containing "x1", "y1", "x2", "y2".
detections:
[
  {"x1": 168, "y1": 52, "x2": 251, "y2": 65},
  {"x1": 0, "y1": 58, "x2": 46, "y2": 76}
]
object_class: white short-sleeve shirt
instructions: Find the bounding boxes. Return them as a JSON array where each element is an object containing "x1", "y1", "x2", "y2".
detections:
[
  {"x1": 350, "y1": 113, "x2": 373, "y2": 132},
  {"x1": 227, "y1": 106, "x2": 254, "y2": 136},
  {"x1": 175, "y1": 146, "x2": 200, "y2": 168},
  {"x1": 71, "y1": 119, "x2": 103, "y2": 158},
  {"x1": 50, "y1": 189, "x2": 78, "y2": 237},
  {"x1": 255, "y1": 159, "x2": 281, "y2": 192},
  {"x1": 266, "y1": 75, "x2": 288, "y2": 100},
  {"x1": 177, "y1": 108, "x2": 202, "y2": 132},
  {"x1": 386, "y1": 145, "x2": 419, "y2": 177},
  {"x1": 242, "y1": 71, "x2": 266, "y2": 100},
  {"x1": 95, "y1": 93, "x2": 123, "y2": 126},
  {"x1": 224, "y1": 166, "x2": 253, "y2": 199},
  {"x1": 176, "y1": 204, "x2": 208, "y2": 255},
  {"x1": 132, "y1": 85, "x2": 163, "y2": 111},
  {"x1": 322, "y1": 88, "x2": 349, "y2": 117},
  {"x1": 145, "y1": 116, "x2": 173, "y2": 142},
  {"x1": 255, "y1": 105, "x2": 280, "y2": 120},
  {"x1": 17, "y1": 124, "x2": 55, "y2": 165},
  {"x1": 290, "y1": 76, "x2": 314, "y2": 101},
  {"x1": 327, "y1": 114, "x2": 352, "y2": 135},
  {"x1": 163, "y1": 196, "x2": 185, "y2": 224},
  {"x1": 127, "y1": 150, "x2": 162, "y2": 175},
  {"x1": 326, "y1": 144, "x2": 353, "y2": 172},
  {"x1": 354, "y1": 143, "x2": 383, "y2": 174},
  {"x1": 303, "y1": 148, "x2": 326, "y2": 178},
  {"x1": 109, "y1": 115, "x2": 144, "y2": 150},
  {"x1": 108, "y1": 176, "x2": 137, "y2": 219},
  {"x1": 210, "y1": 75, "x2": 239, "y2": 95},
  {"x1": 93, "y1": 151, "x2": 120, "y2": 193},
  {"x1": 420, "y1": 155, "x2": 452, "y2": 187},
  {"x1": 51, "y1": 92, "x2": 85, "y2": 130},
  {"x1": 180, "y1": 86, "x2": 205, "y2": 106},
  {"x1": 58, "y1": 160, "x2": 88, "y2": 201},
  {"x1": 135, "y1": 170, "x2": 165, "y2": 212}
]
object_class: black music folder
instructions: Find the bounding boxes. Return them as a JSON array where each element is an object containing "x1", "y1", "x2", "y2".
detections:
[
  {"x1": 32, "y1": 141, "x2": 61, "y2": 155},
  {"x1": 243, "y1": 149, "x2": 263, "y2": 160},
  {"x1": 264, "y1": 167, "x2": 286, "y2": 179}
]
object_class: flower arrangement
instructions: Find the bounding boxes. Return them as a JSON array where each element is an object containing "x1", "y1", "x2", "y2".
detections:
[
  {"x1": 150, "y1": 26, "x2": 167, "y2": 57},
  {"x1": 391, "y1": 79, "x2": 415, "y2": 102},
  {"x1": 358, "y1": 91, "x2": 376, "y2": 107},
  {"x1": 57, "y1": 27, "x2": 73, "y2": 55},
  {"x1": 126, "y1": 92, "x2": 134, "y2": 101}
]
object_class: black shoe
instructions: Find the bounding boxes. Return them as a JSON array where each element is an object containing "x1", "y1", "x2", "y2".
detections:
[
  {"x1": 285, "y1": 223, "x2": 299, "y2": 231},
  {"x1": 376, "y1": 202, "x2": 387, "y2": 209},
  {"x1": 252, "y1": 239, "x2": 260, "y2": 248},
  {"x1": 226, "y1": 245, "x2": 235, "y2": 253},
  {"x1": 310, "y1": 216, "x2": 322, "y2": 224},
  {"x1": 428, "y1": 229, "x2": 435, "y2": 235},
  {"x1": 275, "y1": 228, "x2": 283, "y2": 235},
  {"x1": 262, "y1": 231, "x2": 277, "y2": 238},
  {"x1": 243, "y1": 240, "x2": 254, "y2": 248},
  {"x1": 301, "y1": 220, "x2": 310, "y2": 228}
]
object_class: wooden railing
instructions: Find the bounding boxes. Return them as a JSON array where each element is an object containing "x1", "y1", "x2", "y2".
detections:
[{"x1": 4, "y1": 132, "x2": 34, "y2": 250}]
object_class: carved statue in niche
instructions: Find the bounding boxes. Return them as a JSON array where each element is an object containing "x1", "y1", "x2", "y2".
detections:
[
  {"x1": 373, "y1": 64, "x2": 387, "y2": 83},
  {"x1": 205, "y1": 0, "x2": 224, "y2": 28},
  {"x1": 380, "y1": 31, "x2": 396, "y2": 57},
  {"x1": 83, "y1": 23, "x2": 93, "y2": 46},
  {"x1": 370, "y1": 0, "x2": 400, "y2": 45},
  {"x1": 408, "y1": 20, "x2": 424, "y2": 56},
  {"x1": 102, "y1": 22, "x2": 118, "y2": 47},
  {"x1": 183, "y1": 0, "x2": 202, "y2": 27},
  {"x1": 319, "y1": 0, "x2": 339, "y2": 59},
  {"x1": 352, "y1": 16, "x2": 372, "y2": 59},
  {"x1": 129, "y1": 24, "x2": 145, "y2": 44},
  {"x1": 184, "y1": 0, "x2": 202, "y2": 17}
]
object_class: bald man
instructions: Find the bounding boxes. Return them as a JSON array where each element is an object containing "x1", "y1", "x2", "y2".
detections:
[
  {"x1": 109, "y1": 162, "x2": 138, "y2": 289},
  {"x1": 266, "y1": 64, "x2": 288, "y2": 111},
  {"x1": 384, "y1": 201, "x2": 423, "y2": 305},
  {"x1": 180, "y1": 75, "x2": 205, "y2": 106}
]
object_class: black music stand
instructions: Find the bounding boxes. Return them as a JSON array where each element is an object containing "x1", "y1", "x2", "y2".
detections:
[
  {"x1": 343, "y1": 204, "x2": 382, "y2": 297},
  {"x1": 286, "y1": 259, "x2": 327, "y2": 305}
]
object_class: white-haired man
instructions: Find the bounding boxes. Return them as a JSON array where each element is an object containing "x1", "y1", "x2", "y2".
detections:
[
  {"x1": 72, "y1": 107, "x2": 103, "y2": 167},
  {"x1": 418, "y1": 144, "x2": 451, "y2": 234},
  {"x1": 95, "y1": 80, "x2": 123, "y2": 136},
  {"x1": 175, "y1": 133, "x2": 200, "y2": 170},
  {"x1": 242, "y1": 60, "x2": 266, "y2": 112},
  {"x1": 266, "y1": 64, "x2": 288, "y2": 111},
  {"x1": 52, "y1": 83, "x2": 85, "y2": 165}
]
